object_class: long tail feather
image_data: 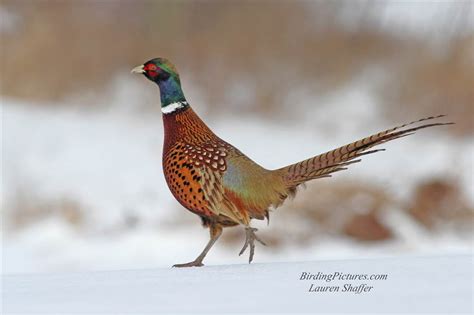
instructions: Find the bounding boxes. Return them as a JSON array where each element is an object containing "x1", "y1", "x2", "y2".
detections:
[{"x1": 279, "y1": 115, "x2": 453, "y2": 186}]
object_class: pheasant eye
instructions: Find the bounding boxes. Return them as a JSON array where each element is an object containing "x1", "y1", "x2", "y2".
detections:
[{"x1": 145, "y1": 64, "x2": 158, "y2": 71}]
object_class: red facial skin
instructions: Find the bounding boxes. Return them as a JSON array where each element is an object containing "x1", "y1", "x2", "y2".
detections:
[{"x1": 144, "y1": 63, "x2": 160, "y2": 78}]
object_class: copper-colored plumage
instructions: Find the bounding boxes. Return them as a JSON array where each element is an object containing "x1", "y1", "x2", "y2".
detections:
[{"x1": 133, "y1": 58, "x2": 453, "y2": 267}]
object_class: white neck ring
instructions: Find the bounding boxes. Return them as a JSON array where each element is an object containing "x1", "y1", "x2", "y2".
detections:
[{"x1": 161, "y1": 101, "x2": 187, "y2": 114}]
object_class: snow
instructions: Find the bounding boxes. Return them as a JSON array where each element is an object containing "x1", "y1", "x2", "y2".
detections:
[
  {"x1": 0, "y1": 6, "x2": 19, "y2": 34},
  {"x1": 323, "y1": 1, "x2": 474, "y2": 41},
  {"x1": 2, "y1": 255, "x2": 472, "y2": 314}
]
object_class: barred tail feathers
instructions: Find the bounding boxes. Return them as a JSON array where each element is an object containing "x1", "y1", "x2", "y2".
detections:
[{"x1": 279, "y1": 115, "x2": 453, "y2": 187}]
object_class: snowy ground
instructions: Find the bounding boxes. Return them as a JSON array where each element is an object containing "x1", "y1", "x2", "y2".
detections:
[
  {"x1": 2, "y1": 255, "x2": 472, "y2": 314},
  {"x1": 2, "y1": 76, "x2": 473, "y2": 274}
]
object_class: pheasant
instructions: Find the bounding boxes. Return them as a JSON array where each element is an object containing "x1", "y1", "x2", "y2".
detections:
[{"x1": 132, "y1": 58, "x2": 452, "y2": 267}]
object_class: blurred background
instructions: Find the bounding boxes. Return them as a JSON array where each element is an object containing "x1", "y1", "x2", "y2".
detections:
[{"x1": 1, "y1": 0, "x2": 473, "y2": 273}]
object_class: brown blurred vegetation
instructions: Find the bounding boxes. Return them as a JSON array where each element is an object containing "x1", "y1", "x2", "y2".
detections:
[
  {"x1": 381, "y1": 37, "x2": 474, "y2": 135},
  {"x1": 6, "y1": 191, "x2": 85, "y2": 232},
  {"x1": 408, "y1": 179, "x2": 473, "y2": 230},
  {"x1": 1, "y1": 1, "x2": 473, "y2": 135}
]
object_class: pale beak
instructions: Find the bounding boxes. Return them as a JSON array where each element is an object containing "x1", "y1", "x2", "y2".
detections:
[{"x1": 131, "y1": 65, "x2": 145, "y2": 74}]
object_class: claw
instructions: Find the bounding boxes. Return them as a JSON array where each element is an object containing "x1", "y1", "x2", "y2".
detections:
[
  {"x1": 238, "y1": 227, "x2": 266, "y2": 264},
  {"x1": 172, "y1": 260, "x2": 204, "y2": 268}
]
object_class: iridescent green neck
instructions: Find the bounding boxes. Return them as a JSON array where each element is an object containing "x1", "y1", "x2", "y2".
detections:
[{"x1": 158, "y1": 76, "x2": 186, "y2": 107}]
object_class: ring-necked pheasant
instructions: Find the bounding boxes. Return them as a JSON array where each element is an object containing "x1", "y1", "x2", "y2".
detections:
[{"x1": 132, "y1": 58, "x2": 452, "y2": 267}]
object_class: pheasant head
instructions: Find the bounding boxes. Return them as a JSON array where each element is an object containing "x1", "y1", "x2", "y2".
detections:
[{"x1": 132, "y1": 58, "x2": 186, "y2": 109}]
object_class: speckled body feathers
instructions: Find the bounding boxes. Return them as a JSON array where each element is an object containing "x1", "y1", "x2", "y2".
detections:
[{"x1": 162, "y1": 106, "x2": 290, "y2": 227}]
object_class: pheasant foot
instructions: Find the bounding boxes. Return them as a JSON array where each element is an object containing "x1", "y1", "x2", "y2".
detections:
[
  {"x1": 172, "y1": 223, "x2": 222, "y2": 268},
  {"x1": 239, "y1": 227, "x2": 266, "y2": 263},
  {"x1": 173, "y1": 260, "x2": 204, "y2": 268}
]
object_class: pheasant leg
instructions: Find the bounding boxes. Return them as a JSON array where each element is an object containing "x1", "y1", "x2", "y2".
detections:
[
  {"x1": 173, "y1": 224, "x2": 223, "y2": 268},
  {"x1": 239, "y1": 227, "x2": 267, "y2": 264}
]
